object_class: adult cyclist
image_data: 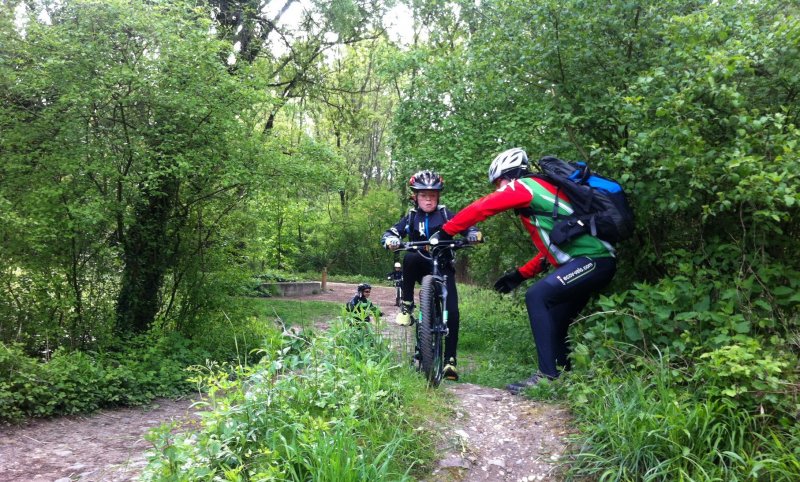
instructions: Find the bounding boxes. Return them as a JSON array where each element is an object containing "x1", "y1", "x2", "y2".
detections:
[
  {"x1": 436, "y1": 148, "x2": 617, "y2": 393},
  {"x1": 381, "y1": 170, "x2": 481, "y2": 381}
]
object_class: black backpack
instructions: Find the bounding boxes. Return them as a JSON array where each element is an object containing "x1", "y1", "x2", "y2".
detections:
[{"x1": 530, "y1": 156, "x2": 635, "y2": 245}]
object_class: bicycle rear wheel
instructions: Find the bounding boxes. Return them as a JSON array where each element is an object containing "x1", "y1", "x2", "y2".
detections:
[{"x1": 418, "y1": 275, "x2": 445, "y2": 387}]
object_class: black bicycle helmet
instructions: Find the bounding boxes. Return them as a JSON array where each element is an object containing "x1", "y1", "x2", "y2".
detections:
[
  {"x1": 357, "y1": 283, "x2": 372, "y2": 292},
  {"x1": 409, "y1": 170, "x2": 444, "y2": 191}
]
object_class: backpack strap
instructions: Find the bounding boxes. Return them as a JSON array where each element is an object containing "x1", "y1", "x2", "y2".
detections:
[
  {"x1": 552, "y1": 186, "x2": 561, "y2": 219},
  {"x1": 515, "y1": 175, "x2": 565, "y2": 219},
  {"x1": 439, "y1": 205, "x2": 449, "y2": 221},
  {"x1": 405, "y1": 207, "x2": 416, "y2": 235}
]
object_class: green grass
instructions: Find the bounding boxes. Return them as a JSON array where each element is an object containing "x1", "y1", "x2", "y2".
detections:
[
  {"x1": 242, "y1": 298, "x2": 344, "y2": 328},
  {"x1": 453, "y1": 285, "x2": 800, "y2": 481},
  {"x1": 455, "y1": 285, "x2": 539, "y2": 387},
  {"x1": 561, "y1": 359, "x2": 800, "y2": 481},
  {"x1": 142, "y1": 318, "x2": 448, "y2": 481}
]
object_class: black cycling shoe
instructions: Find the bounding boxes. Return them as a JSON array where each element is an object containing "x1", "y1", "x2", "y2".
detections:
[{"x1": 506, "y1": 373, "x2": 548, "y2": 395}]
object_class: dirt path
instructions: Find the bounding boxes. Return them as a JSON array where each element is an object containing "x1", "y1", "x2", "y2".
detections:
[
  {"x1": 288, "y1": 282, "x2": 573, "y2": 482},
  {"x1": 0, "y1": 282, "x2": 571, "y2": 482},
  {"x1": 0, "y1": 398, "x2": 200, "y2": 482}
]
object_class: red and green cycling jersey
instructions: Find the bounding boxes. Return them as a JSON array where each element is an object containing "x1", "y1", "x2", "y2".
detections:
[{"x1": 442, "y1": 176, "x2": 615, "y2": 278}]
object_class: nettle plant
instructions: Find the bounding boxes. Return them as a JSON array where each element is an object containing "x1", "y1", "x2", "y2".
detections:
[{"x1": 693, "y1": 338, "x2": 791, "y2": 416}]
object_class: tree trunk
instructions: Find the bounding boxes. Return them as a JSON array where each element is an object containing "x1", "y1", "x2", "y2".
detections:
[{"x1": 115, "y1": 179, "x2": 176, "y2": 334}]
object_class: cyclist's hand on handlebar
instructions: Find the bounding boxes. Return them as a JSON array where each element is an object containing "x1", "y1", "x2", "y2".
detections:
[
  {"x1": 385, "y1": 236, "x2": 401, "y2": 250},
  {"x1": 494, "y1": 269, "x2": 525, "y2": 293},
  {"x1": 467, "y1": 231, "x2": 483, "y2": 244}
]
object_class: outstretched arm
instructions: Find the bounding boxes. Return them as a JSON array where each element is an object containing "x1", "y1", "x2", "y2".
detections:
[{"x1": 442, "y1": 181, "x2": 533, "y2": 235}]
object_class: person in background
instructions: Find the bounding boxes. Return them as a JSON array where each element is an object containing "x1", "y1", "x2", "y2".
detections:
[
  {"x1": 387, "y1": 261, "x2": 404, "y2": 306},
  {"x1": 381, "y1": 170, "x2": 481, "y2": 381},
  {"x1": 346, "y1": 283, "x2": 383, "y2": 323},
  {"x1": 386, "y1": 262, "x2": 403, "y2": 283},
  {"x1": 435, "y1": 148, "x2": 618, "y2": 393}
]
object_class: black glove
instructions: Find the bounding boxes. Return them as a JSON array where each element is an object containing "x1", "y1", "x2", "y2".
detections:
[
  {"x1": 467, "y1": 231, "x2": 482, "y2": 244},
  {"x1": 428, "y1": 230, "x2": 453, "y2": 245},
  {"x1": 549, "y1": 219, "x2": 589, "y2": 246},
  {"x1": 494, "y1": 269, "x2": 525, "y2": 293}
]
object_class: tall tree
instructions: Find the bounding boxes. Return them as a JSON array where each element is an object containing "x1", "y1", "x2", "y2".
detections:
[
  {"x1": 205, "y1": 0, "x2": 390, "y2": 133},
  {"x1": 1, "y1": 0, "x2": 267, "y2": 340}
]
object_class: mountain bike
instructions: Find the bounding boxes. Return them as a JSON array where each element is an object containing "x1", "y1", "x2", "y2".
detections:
[
  {"x1": 398, "y1": 237, "x2": 477, "y2": 387},
  {"x1": 393, "y1": 278, "x2": 403, "y2": 307}
]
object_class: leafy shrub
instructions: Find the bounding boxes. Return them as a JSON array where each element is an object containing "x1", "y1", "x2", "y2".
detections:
[
  {"x1": 0, "y1": 344, "x2": 48, "y2": 421},
  {"x1": 39, "y1": 349, "x2": 107, "y2": 415},
  {"x1": 693, "y1": 337, "x2": 792, "y2": 417},
  {"x1": 0, "y1": 333, "x2": 216, "y2": 422},
  {"x1": 142, "y1": 320, "x2": 443, "y2": 481}
]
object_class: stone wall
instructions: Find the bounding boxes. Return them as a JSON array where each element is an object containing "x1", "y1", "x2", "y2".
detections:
[{"x1": 260, "y1": 281, "x2": 321, "y2": 297}]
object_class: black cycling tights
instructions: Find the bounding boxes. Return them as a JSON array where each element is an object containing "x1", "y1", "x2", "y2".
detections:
[
  {"x1": 525, "y1": 256, "x2": 617, "y2": 378},
  {"x1": 402, "y1": 251, "x2": 460, "y2": 361}
]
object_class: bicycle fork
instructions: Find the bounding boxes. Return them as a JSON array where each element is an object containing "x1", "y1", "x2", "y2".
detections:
[
  {"x1": 437, "y1": 274, "x2": 449, "y2": 337},
  {"x1": 430, "y1": 257, "x2": 450, "y2": 336}
]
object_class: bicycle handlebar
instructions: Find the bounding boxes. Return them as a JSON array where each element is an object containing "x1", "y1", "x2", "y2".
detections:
[{"x1": 398, "y1": 237, "x2": 483, "y2": 251}]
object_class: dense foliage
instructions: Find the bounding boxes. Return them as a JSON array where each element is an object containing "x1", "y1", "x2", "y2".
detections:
[
  {"x1": 0, "y1": 334, "x2": 209, "y2": 421},
  {"x1": 393, "y1": 1, "x2": 799, "y2": 478},
  {"x1": 2, "y1": 0, "x2": 799, "y2": 479},
  {"x1": 0, "y1": 0, "x2": 400, "y2": 353},
  {"x1": 1, "y1": 0, "x2": 268, "y2": 347},
  {"x1": 142, "y1": 319, "x2": 441, "y2": 481}
]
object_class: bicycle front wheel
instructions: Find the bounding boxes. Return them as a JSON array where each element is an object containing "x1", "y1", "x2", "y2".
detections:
[
  {"x1": 395, "y1": 285, "x2": 402, "y2": 307},
  {"x1": 418, "y1": 275, "x2": 445, "y2": 387}
]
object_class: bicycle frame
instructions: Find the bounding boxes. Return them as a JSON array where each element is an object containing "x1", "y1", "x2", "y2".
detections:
[
  {"x1": 399, "y1": 239, "x2": 466, "y2": 314},
  {"x1": 398, "y1": 238, "x2": 475, "y2": 385}
]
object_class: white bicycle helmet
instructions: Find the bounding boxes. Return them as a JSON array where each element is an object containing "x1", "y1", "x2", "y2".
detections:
[
  {"x1": 394, "y1": 262, "x2": 401, "y2": 268},
  {"x1": 488, "y1": 148, "x2": 529, "y2": 183}
]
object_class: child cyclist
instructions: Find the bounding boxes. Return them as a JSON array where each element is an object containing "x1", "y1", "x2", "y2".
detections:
[
  {"x1": 386, "y1": 262, "x2": 403, "y2": 283},
  {"x1": 346, "y1": 283, "x2": 383, "y2": 323},
  {"x1": 386, "y1": 261, "x2": 403, "y2": 306},
  {"x1": 381, "y1": 170, "x2": 481, "y2": 381}
]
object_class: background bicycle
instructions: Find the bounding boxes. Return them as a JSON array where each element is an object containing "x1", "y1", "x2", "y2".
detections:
[{"x1": 386, "y1": 262, "x2": 403, "y2": 306}]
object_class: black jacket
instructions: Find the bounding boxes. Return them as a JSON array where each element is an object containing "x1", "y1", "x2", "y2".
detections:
[
  {"x1": 346, "y1": 295, "x2": 382, "y2": 322},
  {"x1": 381, "y1": 205, "x2": 478, "y2": 245}
]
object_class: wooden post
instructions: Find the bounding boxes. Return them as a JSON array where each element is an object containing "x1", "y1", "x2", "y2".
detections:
[{"x1": 321, "y1": 266, "x2": 328, "y2": 290}]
